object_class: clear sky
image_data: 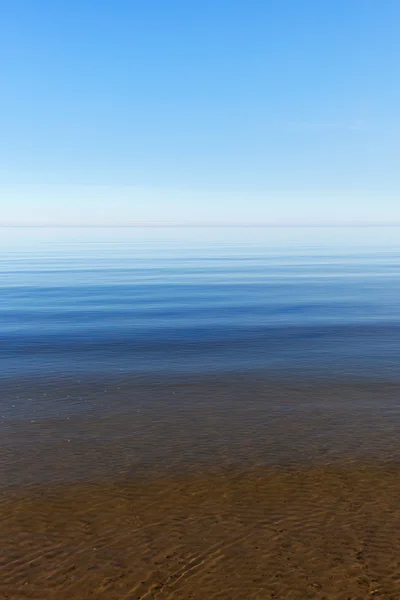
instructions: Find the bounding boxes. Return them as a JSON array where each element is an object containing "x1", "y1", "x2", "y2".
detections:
[{"x1": 1, "y1": 0, "x2": 400, "y2": 225}]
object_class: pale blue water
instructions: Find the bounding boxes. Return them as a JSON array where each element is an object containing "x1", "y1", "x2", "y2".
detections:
[
  {"x1": 1, "y1": 227, "x2": 400, "y2": 482},
  {"x1": 2, "y1": 227, "x2": 400, "y2": 380}
]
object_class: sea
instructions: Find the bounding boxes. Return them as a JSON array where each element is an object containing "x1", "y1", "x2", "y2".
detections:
[{"x1": 1, "y1": 226, "x2": 400, "y2": 484}]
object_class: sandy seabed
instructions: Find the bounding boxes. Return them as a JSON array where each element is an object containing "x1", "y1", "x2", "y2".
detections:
[{"x1": 1, "y1": 464, "x2": 400, "y2": 600}]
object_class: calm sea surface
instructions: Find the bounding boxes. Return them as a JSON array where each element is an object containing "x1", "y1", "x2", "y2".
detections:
[{"x1": 1, "y1": 227, "x2": 400, "y2": 483}]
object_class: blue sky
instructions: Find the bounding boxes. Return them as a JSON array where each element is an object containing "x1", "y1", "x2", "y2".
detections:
[{"x1": 1, "y1": 0, "x2": 400, "y2": 225}]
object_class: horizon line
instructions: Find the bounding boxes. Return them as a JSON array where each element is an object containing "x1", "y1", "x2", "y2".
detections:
[{"x1": 2, "y1": 223, "x2": 400, "y2": 228}]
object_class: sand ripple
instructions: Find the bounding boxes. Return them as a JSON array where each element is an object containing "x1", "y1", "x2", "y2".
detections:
[{"x1": 1, "y1": 465, "x2": 400, "y2": 599}]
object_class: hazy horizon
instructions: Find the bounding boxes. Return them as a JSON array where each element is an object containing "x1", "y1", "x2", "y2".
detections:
[{"x1": 2, "y1": 223, "x2": 400, "y2": 228}]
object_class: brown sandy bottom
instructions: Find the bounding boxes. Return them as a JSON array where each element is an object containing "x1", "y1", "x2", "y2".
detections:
[{"x1": 1, "y1": 466, "x2": 400, "y2": 600}]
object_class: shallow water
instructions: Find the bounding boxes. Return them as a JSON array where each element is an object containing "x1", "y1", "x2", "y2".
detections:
[
  {"x1": 2, "y1": 227, "x2": 400, "y2": 599},
  {"x1": 1, "y1": 227, "x2": 400, "y2": 484}
]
